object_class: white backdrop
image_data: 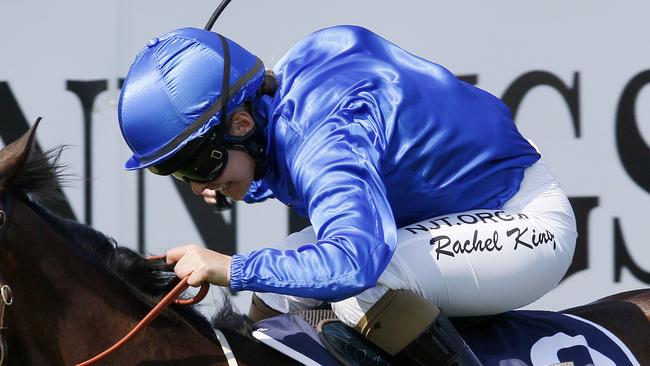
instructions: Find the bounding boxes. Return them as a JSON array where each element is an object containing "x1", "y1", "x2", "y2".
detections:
[{"x1": 1, "y1": 0, "x2": 649, "y2": 315}]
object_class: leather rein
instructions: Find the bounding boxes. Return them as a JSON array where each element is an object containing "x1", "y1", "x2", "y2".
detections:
[
  {"x1": 0, "y1": 194, "x2": 12, "y2": 366},
  {"x1": 75, "y1": 258, "x2": 210, "y2": 366},
  {"x1": 0, "y1": 193, "x2": 214, "y2": 366},
  {"x1": 0, "y1": 285, "x2": 11, "y2": 366}
]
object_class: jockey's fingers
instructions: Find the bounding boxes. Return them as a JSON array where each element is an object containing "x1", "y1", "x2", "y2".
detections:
[
  {"x1": 203, "y1": 196, "x2": 217, "y2": 205},
  {"x1": 187, "y1": 268, "x2": 208, "y2": 287},
  {"x1": 166, "y1": 244, "x2": 202, "y2": 265},
  {"x1": 173, "y1": 259, "x2": 193, "y2": 279},
  {"x1": 201, "y1": 189, "x2": 218, "y2": 206},
  {"x1": 202, "y1": 189, "x2": 217, "y2": 198}
]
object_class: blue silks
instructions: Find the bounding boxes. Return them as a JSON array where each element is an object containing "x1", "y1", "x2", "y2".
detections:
[{"x1": 229, "y1": 25, "x2": 540, "y2": 301}]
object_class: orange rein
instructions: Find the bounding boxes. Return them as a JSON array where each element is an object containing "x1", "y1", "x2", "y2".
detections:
[{"x1": 75, "y1": 255, "x2": 210, "y2": 366}]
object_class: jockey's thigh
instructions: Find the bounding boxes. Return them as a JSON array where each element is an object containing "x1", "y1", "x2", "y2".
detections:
[
  {"x1": 256, "y1": 158, "x2": 577, "y2": 328},
  {"x1": 333, "y1": 157, "x2": 577, "y2": 326}
]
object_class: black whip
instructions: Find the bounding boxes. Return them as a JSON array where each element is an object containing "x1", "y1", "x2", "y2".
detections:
[{"x1": 204, "y1": 0, "x2": 232, "y2": 31}]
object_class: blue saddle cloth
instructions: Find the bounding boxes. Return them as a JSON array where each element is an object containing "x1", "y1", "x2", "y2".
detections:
[
  {"x1": 252, "y1": 310, "x2": 639, "y2": 366},
  {"x1": 461, "y1": 310, "x2": 638, "y2": 365}
]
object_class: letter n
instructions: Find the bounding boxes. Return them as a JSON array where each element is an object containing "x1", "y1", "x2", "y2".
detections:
[{"x1": 0, "y1": 81, "x2": 76, "y2": 220}]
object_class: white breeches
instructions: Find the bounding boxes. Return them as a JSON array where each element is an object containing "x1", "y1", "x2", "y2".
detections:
[{"x1": 257, "y1": 158, "x2": 577, "y2": 327}]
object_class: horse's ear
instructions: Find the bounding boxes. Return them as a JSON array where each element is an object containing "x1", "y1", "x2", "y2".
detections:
[{"x1": 0, "y1": 117, "x2": 42, "y2": 193}]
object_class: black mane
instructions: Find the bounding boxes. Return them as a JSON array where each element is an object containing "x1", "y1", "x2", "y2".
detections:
[
  {"x1": 4, "y1": 146, "x2": 68, "y2": 202},
  {"x1": 9, "y1": 146, "x2": 252, "y2": 337}
]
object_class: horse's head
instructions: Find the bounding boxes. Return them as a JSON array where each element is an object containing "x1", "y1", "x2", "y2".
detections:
[
  {"x1": 0, "y1": 118, "x2": 38, "y2": 194},
  {"x1": 0, "y1": 118, "x2": 61, "y2": 201},
  {"x1": 0, "y1": 118, "x2": 64, "y2": 365},
  {"x1": 0, "y1": 119, "x2": 46, "y2": 365},
  {"x1": 0, "y1": 121, "x2": 236, "y2": 365}
]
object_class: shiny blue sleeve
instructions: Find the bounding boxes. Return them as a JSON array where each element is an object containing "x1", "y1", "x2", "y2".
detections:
[{"x1": 230, "y1": 119, "x2": 398, "y2": 301}]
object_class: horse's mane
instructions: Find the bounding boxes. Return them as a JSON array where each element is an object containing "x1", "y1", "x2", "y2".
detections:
[{"x1": 7, "y1": 146, "x2": 252, "y2": 337}]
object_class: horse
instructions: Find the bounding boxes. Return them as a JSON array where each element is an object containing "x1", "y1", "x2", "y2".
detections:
[
  {"x1": 0, "y1": 120, "x2": 299, "y2": 365},
  {"x1": 1, "y1": 120, "x2": 650, "y2": 365}
]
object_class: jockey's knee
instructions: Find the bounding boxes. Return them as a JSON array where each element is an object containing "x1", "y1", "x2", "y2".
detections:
[
  {"x1": 338, "y1": 289, "x2": 439, "y2": 355},
  {"x1": 333, "y1": 289, "x2": 482, "y2": 365}
]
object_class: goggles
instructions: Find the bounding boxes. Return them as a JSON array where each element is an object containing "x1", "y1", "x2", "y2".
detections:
[{"x1": 148, "y1": 134, "x2": 229, "y2": 183}]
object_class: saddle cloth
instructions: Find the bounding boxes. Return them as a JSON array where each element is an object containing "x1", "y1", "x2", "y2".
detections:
[{"x1": 251, "y1": 310, "x2": 639, "y2": 366}]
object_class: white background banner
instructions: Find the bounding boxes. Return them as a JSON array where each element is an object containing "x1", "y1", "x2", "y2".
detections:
[{"x1": 1, "y1": 0, "x2": 649, "y2": 314}]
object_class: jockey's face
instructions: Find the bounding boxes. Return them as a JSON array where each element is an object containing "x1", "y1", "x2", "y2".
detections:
[
  {"x1": 190, "y1": 149, "x2": 255, "y2": 200},
  {"x1": 190, "y1": 110, "x2": 256, "y2": 201}
]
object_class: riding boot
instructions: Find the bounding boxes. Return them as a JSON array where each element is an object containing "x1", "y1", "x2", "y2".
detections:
[
  {"x1": 355, "y1": 290, "x2": 482, "y2": 366},
  {"x1": 393, "y1": 310, "x2": 481, "y2": 366}
]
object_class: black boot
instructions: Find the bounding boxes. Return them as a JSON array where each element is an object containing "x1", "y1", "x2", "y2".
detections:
[{"x1": 394, "y1": 312, "x2": 482, "y2": 366}]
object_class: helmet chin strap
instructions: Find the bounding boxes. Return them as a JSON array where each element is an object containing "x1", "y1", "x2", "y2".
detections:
[
  {"x1": 213, "y1": 122, "x2": 267, "y2": 212},
  {"x1": 212, "y1": 2, "x2": 268, "y2": 179},
  {"x1": 222, "y1": 119, "x2": 268, "y2": 181},
  {"x1": 206, "y1": 0, "x2": 268, "y2": 183}
]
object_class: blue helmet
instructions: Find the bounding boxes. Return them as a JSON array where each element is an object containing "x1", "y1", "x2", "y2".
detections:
[{"x1": 118, "y1": 27, "x2": 265, "y2": 170}]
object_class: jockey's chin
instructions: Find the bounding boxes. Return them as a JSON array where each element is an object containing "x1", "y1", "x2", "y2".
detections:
[{"x1": 222, "y1": 179, "x2": 253, "y2": 201}]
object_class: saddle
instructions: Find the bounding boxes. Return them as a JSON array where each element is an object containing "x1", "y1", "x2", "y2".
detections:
[
  {"x1": 251, "y1": 309, "x2": 639, "y2": 366},
  {"x1": 252, "y1": 309, "x2": 393, "y2": 366}
]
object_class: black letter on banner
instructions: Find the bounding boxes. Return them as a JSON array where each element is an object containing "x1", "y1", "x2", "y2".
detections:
[
  {"x1": 289, "y1": 209, "x2": 311, "y2": 233},
  {"x1": 172, "y1": 179, "x2": 237, "y2": 255},
  {"x1": 614, "y1": 218, "x2": 650, "y2": 283},
  {"x1": 562, "y1": 197, "x2": 599, "y2": 282},
  {"x1": 0, "y1": 81, "x2": 77, "y2": 220},
  {"x1": 117, "y1": 78, "x2": 147, "y2": 254},
  {"x1": 501, "y1": 71, "x2": 581, "y2": 137},
  {"x1": 616, "y1": 70, "x2": 650, "y2": 194},
  {"x1": 66, "y1": 80, "x2": 108, "y2": 226},
  {"x1": 457, "y1": 74, "x2": 478, "y2": 86}
]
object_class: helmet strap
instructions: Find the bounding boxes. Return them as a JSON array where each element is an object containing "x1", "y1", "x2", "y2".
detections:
[{"x1": 222, "y1": 122, "x2": 268, "y2": 180}]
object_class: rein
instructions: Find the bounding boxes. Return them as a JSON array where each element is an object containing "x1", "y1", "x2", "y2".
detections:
[
  {"x1": 75, "y1": 255, "x2": 209, "y2": 366},
  {"x1": 0, "y1": 193, "x2": 12, "y2": 366},
  {"x1": 0, "y1": 285, "x2": 12, "y2": 366}
]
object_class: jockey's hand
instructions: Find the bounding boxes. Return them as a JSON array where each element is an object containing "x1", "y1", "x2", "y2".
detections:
[
  {"x1": 199, "y1": 189, "x2": 233, "y2": 212},
  {"x1": 199, "y1": 189, "x2": 219, "y2": 205},
  {"x1": 165, "y1": 244, "x2": 232, "y2": 287}
]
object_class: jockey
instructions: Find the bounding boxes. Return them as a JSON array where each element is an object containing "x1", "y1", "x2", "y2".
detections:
[{"x1": 118, "y1": 25, "x2": 577, "y2": 365}]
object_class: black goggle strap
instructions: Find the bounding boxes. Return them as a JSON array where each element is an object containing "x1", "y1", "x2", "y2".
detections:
[{"x1": 197, "y1": 144, "x2": 228, "y2": 178}]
